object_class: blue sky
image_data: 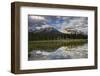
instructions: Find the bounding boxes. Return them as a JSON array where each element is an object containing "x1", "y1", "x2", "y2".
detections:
[{"x1": 28, "y1": 15, "x2": 88, "y2": 34}]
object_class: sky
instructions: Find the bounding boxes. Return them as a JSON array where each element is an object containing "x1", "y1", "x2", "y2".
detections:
[{"x1": 28, "y1": 15, "x2": 88, "y2": 34}]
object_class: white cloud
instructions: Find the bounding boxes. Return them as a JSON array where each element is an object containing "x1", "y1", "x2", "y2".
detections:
[
  {"x1": 30, "y1": 15, "x2": 45, "y2": 20},
  {"x1": 41, "y1": 25, "x2": 51, "y2": 28},
  {"x1": 35, "y1": 24, "x2": 52, "y2": 30},
  {"x1": 35, "y1": 27, "x2": 41, "y2": 30}
]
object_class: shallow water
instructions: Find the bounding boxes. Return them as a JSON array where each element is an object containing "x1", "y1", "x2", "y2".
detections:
[{"x1": 28, "y1": 42, "x2": 88, "y2": 60}]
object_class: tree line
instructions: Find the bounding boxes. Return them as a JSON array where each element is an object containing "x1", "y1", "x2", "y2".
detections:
[{"x1": 28, "y1": 32, "x2": 87, "y2": 41}]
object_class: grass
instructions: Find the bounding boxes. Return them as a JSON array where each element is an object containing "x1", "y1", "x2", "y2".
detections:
[
  {"x1": 28, "y1": 39, "x2": 87, "y2": 52},
  {"x1": 29, "y1": 39, "x2": 87, "y2": 43}
]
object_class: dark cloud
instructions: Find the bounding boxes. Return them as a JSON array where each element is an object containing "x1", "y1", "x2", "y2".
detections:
[{"x1": 28, "y1": 15, "x2": 88, "y2": 34}]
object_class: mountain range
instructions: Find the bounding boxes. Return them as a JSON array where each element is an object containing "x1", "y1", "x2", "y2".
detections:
[
  {"x1": 31, "y1": 26, "x2": 62, "y2": 34},
  {"x1": 29, "y1": 25, "x2": 87, "y2": 35}
]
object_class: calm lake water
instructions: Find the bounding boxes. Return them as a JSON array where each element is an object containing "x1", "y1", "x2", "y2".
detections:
[{"x1": 28, "y1": 42, "x2": 88, "y2": 60}]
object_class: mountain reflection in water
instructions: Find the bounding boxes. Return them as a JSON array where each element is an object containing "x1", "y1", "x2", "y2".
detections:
[{"x1": 28, "y1": 43, "x2": 88, "y2": 60}]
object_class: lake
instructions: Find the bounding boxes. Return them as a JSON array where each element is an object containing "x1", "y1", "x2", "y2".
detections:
[{"x1": 28, "y1": 40, "x2": 88, "y2": 60}]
